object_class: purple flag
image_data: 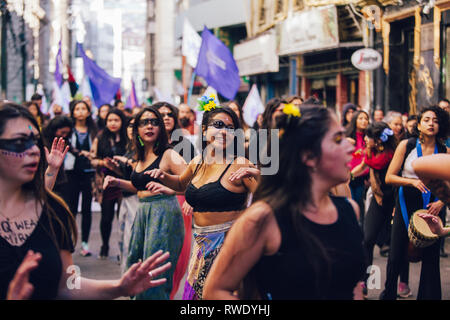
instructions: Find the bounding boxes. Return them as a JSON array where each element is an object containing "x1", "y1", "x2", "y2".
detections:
[
  {"x1": 195, "y1": 27, "x2": 240, "y2": 100},
  {"x1": 125, "y1": 80, "x2": 139, "y2": 108},
  {"x1": 77, "y1": 43, "x2": 121, "y2": 107},
  {"x1": 54, "y1": 41, "x2": 63, "y2": 88}
]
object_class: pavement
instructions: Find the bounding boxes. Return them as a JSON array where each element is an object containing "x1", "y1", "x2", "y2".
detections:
[{"x1": 72, "y1": 205, "x2": 450, "y2": 300}]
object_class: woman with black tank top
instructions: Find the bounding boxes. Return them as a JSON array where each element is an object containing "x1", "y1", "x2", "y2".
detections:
[
  {"x1": 381, "y1": 106, "x2": 449, "y2": 300},
  {"x1": 202, "y1": 105, "x2": 366, "y2": 300},
  {"x1": 145, "y1": 103, "x2": 258, "y2": 300},
  {"x1": 103, "y1": 106, "x2": 186, "y2": 300},
  {"x1": 90, "y1": 108, "x2": 127, "y2": 259},
  {"x1": 65, "y1": 100, "x2": 97, "y2": 257},
  {"x1": 154, "y1": 102, "x2": 196, "y2": 299}
]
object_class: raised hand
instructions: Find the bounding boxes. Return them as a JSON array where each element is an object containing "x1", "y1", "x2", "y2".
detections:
[
  {"x1": 146, "y1": 181, "x2": 174, "y2": 195},
  {"x1": 144, "y1": 168, "x2": 165, "y2": 180},
  {"x1": 45, "y1": 137, "x2": 69, "y2": 172},
  {"x1": 117, "y1": 250, "x2": 171, "y2": 297},
  {"x1": 229, "y1": 167, "x2": 260, "y2": 182},
  {"x1": 103, "y1": 175, "x2": 119, "y2": 190},
  {"x1": 7, "y1": 250, "x2": 42, "y2": 300}
]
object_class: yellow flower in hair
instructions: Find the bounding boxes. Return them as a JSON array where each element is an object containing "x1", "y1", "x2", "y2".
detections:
[
  {"x1": 283, "y1": 103, "x2": 301, "y2": 117},
  {"x1": 203, "y1": 100, "x2": 216, "y2": 112}
]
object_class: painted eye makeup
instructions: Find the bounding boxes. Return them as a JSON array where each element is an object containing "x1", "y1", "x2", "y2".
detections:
[{"x1": 0, "y1": 133, "x2": 40, "y2": 153}]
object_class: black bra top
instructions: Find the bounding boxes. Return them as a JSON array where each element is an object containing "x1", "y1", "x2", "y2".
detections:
[
  {"x1": 185, "y1": 159, "x2": 247, "y2": 212},
  {"x1": 130, "y1": 153, "x2": 164, "y2": 191}
]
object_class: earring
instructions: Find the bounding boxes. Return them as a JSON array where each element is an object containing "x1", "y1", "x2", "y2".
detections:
[
  {"x1": 138, "y1": 136, "x2": 144, "y2": 147},
  {"x1": 378, "y1": 144, "x2": 384, "y2": 152}
]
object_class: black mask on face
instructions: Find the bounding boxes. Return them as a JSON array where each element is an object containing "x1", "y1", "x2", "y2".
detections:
[
  {"x1": 179, "y1": 117, "x2": 190, "y2": 128},
  {"x1": 0, "y1": 133, "x2": 40, "y2": 153}
]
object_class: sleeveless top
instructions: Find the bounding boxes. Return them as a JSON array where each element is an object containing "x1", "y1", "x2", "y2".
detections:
[
  {"x1": 401, "y1": 137, "x2": 447, "y2": 179},
  {"x1": 251, "y1": 196, "x2": 365, "y2": 300},
  {"x1": 185, "y1": 159, "x2": 248, "y2": 212},
  {"x1": 130, "y1": 152, "x2": 165, "y2": 191}
]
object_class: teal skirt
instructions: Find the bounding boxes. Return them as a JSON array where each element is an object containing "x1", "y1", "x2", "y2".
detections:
[{"x1": 127, "y1": 194, "x2": 184, "y2": 300}]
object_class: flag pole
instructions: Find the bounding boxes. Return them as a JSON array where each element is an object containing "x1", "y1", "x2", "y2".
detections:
[{"x1": 187, "y1": 71, "x2": 196, "y2": 106}]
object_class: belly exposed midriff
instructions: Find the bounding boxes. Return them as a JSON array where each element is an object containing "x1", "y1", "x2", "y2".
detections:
[{"x1": 193, "y1": 210, "x2": 242, "y2": 227}]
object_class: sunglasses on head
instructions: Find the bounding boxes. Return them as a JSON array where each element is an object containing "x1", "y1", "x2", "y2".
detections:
[
  {"x1": 209, "y1": 120, "x2": 235, "y2": 131},
  {"x1": 0, "y1": 133, "x2": 40, "y2": 153},
  {"x1": 138, "y1": 118, "x2": 160, "y2": 127}
]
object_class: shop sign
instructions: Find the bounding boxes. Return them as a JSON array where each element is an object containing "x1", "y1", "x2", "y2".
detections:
[
  {"x1": 279, "y1": 5, "x2": 339, "y2": 56},
  {"x1": 351, "y1": 48, "x2": 382, "y2": 71},
  {"x1": 234, "y1": 31, "x2": 279, "y2": 76}
]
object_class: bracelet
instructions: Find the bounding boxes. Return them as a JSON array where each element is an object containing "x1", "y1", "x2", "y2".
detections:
[{"x1": 350, "y1": 172, "x2": 355, "y2": 181}]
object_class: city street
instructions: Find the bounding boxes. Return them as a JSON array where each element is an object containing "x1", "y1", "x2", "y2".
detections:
[{"x1": 73, "y1": 206, "x2": 450, "y2": 300}]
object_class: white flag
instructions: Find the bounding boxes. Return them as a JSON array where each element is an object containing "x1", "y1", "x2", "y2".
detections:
[
  {"x1": 36, "y1": 85, "x2": 49, "y2": 114},
  {"x1": 182, "y1": 18, "x2": 202, "y2": 68},
  {"x1": 243, "y1": 84, "x2": 264, "y2": 127},
  {"x1": 52, "y1": 81, "x2": 72, "y2": 115}
]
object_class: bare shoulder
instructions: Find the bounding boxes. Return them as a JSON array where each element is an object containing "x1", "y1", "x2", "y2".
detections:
[{"x1": 235, "y1": 201, "x2": 274, "y2": 235}]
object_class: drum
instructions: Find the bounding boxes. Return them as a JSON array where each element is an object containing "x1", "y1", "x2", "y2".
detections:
[{"x1": 408, "y1": 209, "x2": 442, "y2": 248}]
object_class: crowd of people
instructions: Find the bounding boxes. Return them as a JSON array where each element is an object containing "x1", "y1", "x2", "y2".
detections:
[{"x1": 0, "y1": 91, "x2": 449, "y2": 300}]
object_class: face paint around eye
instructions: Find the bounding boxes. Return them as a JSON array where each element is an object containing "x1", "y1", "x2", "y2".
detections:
[{"x1": 0, "y1": 133, "x2": 39, "y2": 153}]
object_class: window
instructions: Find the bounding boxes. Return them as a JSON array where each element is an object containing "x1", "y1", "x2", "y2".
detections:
[{"x1": 257, "y1": 0, "x2": 267, "y2": 27}]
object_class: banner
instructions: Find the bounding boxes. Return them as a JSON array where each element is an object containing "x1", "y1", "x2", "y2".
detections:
[{"x1": 195, "y1": 26, "x2": 240, "y2": 100}]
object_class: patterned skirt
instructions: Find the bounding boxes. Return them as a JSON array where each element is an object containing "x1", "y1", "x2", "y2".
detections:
[
  {"x1": 182, "y1": 220, "x2": 234, "y2": 300},
  {"x1": 127, "y1": 194, "x2": 184, "y2": 300}
]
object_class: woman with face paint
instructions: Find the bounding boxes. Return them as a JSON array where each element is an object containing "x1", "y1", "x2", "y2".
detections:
[
  {"x1": 144, "y1": 100, "x2": 258, "y2": 300},
  {"x1": 0, "y1": 103, "x2": 171, "y2": 300}
]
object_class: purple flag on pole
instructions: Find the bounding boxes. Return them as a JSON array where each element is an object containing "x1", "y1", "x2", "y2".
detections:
[
  {"x1": 195, "y1": 27, "x2": 240, "y2": 100},
  {"x1": 77, "y1": 43, "x2": 121, "y2": 107},
  {"x1": 125, "y1": 80, "x2": 139, "y2": 108},
  {"x1": 54, "y1": 41, "x2": 63, "y2": 88}
]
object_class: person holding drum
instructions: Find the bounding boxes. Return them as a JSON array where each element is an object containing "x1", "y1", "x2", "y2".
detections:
[{"x1": 381, "y1": 106, "x2": 449, "y2": 300}]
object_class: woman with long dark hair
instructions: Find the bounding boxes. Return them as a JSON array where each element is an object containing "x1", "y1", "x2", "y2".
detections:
[
  {"x1": 96, "y1": 104, "x2": 111, "y2": 133},
  {"x1": 346, "y1": 110, "x2": 370, "y2": 228},
  {"x1": 66, "y1": 100, "x2": 98, "y2": 257},
  {"x1": 144, "y1": 102, "x2": 259, "y2": 300},
  {"x1": 42, "y1": 116, "x2": 73, "y2": 196},
  {"x1": 350, "y1": 122, "x2": 397, "y2": 297},
  {"x1": 0, "y1": 103, "x2": 171, "y2": 300},
  {"x1": 381, "y1": 105, "x2": 449, "y2": 300},
  {"x1": 154, "y1": 101, "x2": 196, "y2": 299},
  {"x1": 102, "y1": 106, "x2": 186, "y2": 299},
  {"x1": 91, "y1": 108, "x2": 128, "y2": 259},
  {"x1": 202, "y1": 104, "x2": 365, "y2": 300}
]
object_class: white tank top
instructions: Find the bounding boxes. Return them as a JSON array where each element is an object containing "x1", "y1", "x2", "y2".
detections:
[{"x1": 402, "y1": 147, "x2": 419, "y2": 179}]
